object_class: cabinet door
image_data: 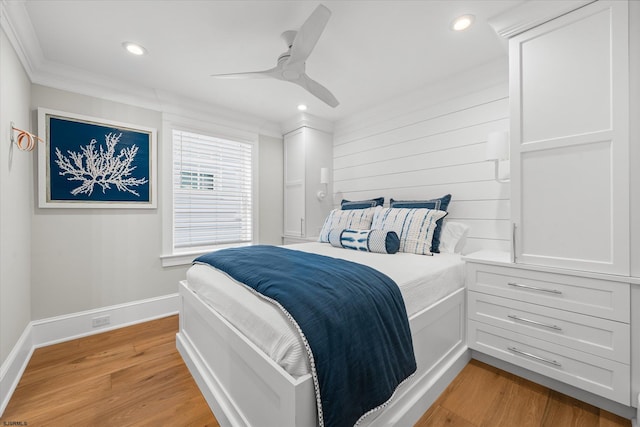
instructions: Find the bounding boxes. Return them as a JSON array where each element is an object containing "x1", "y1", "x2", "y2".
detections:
[
  {"x1": 510, "y1": 0, "x2": 629, "y2": 274},
  {"x1": 284, "y1": 129, "x2": 305, "y2": 236},
  {"x1": 302, "y1": 127, "x2": 333, "y2": 237}
]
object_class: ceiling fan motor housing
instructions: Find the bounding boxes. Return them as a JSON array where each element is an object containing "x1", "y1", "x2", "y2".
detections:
[{"x1": 281, "y1": 30, "x2": 297, "y2": 48}]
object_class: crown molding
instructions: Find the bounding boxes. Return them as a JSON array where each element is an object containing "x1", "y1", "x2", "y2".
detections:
[
  {"x1": 30, "y1": 64, "x2": 282, "y2": 138},
  {"x1": 281, "y1": 112, "x2": 334, "y2": 135},
  {"x1": 0, "y1": 0, "x2": 43, "y2": 78},
  {"x1": 0, "y1": 0, "x2": 282, "y2": 139},
  {"x1": 156, "y1": 91, "x2": 282, "y2": 138},
  {"x1": 488, "y1": 0, "x2": 595, "y2": 38}
]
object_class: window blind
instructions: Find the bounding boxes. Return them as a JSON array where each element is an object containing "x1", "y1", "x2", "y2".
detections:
[{"x1": 173, "y1": 129, "x2": 253, "y2": 249}]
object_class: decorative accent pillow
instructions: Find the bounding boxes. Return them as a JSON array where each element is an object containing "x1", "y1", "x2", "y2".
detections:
[
  {"x1": 389, "y1": 194, "x2": 452, "y2": 253},
  {"x1": 439, "y1": 221, "x2": 470, "y2": 254},
  {"x1": 327, "y1": 228, "x2": 344, "y2": 247},
  {"x1": 371, "y1": 207, "x2": 448, "y2": 255},
  {"x1": 318, "y1": 208, "x2": 376, "y2": 242},
  {"x1": 328, "y1": 229, "x2": 400, "y2": 254},
  {"x1": 340, "y1": 197, "x2": 384, "y2": 210}
]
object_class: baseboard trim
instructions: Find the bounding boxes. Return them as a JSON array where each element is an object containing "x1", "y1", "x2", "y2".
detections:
[
  {"x1": 0, "y1": 293, "x2": 179, "y2": 416},
  {"x1": 31, "y1": 293, "x2": 180, "y2": 348},
  {"x1": 0, "y1": 324, "x2": 34, "y2": 416}
]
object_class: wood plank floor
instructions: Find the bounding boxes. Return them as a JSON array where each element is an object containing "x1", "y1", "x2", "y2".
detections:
[
  {"x1": 0, "y1": 315, "x2": 631, "y2": 426},
  {"x1": 416, "y1": 359, "x2": 631, "y2": 427},
  {"x1": 0, "y1": 315, "x2": 218, "y2": 426}
]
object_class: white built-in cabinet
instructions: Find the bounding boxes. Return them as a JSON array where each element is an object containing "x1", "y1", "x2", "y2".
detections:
[
  {"x1": 283, "y1": 126, "x2": 333, "y2": 243},
  {"x1": 466, "y1": 253, "x2": 632, "y2": 406},
  {"x1": 468, "y1": 0, "x2": 640, "y2": 417},
  {"x1": 510, "y1": 0, "x2": 629, "y2": 275}
]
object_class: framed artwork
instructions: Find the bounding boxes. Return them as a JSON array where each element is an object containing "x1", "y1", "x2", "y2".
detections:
[{"x1": 37, "y1": 108, "x2": 157, "y2": 208}]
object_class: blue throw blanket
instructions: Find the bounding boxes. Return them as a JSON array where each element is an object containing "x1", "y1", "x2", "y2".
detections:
[{"x1": 195, "y1": 245, "x2": 416, "y2": 427}]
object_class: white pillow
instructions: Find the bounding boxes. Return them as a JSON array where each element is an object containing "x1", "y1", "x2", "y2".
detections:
[
  {"x1": 371, "y1": 207, "x2": 448, "y2": 255},
  {"x1": 439, "y1": 221, "x2": 470, "y2": 254},
  {"x1": 318, "y1": 207, "x2": 376, "y2": 242}
]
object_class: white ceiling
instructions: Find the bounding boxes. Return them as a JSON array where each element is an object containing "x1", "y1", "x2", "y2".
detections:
[{"x1": 11, "y1": 0, "x2": 521, "y2": 126}]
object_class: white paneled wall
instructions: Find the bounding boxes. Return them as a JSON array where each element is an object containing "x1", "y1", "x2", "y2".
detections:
[{"x1": 333, "y1": 83, "x2": 510, "y2": 254}]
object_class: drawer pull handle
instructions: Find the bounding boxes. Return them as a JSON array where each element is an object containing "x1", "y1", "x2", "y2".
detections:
[
  {"x1": 508, "y1": 346, "x2": 562, "y2": 367},
  {"x1": 507, "y1": 314, "x2": 562, "y2": 331},
  {"x1": 507, "y1": 282, "x2": 562, "y2": 295}
]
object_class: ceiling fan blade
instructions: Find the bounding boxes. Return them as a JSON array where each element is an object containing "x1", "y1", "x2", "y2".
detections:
[
  {"x1": 211, "y1": 68, "x2": 278, "y2": 79},
  {"x1": 294, "y1": 74, "x2": 339, "y2": 108},
  {"x1": 289, "y1": 4, "x2": 331, "y2": 65}
]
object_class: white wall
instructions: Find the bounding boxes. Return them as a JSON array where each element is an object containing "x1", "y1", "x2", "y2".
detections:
[
  {"x1": 30, "y1": 85, "x2": 284, "y2": 319},
  {"x1": 333, "y1": 60, "x2": 510, "y2": 254},
  {"x1": 258, "y1": 134, "x2": 283, "y2": 245},
  {"x1": 30, "y1": 85, "x2": 184, "y2": 319},
  {"x1": 630, "y1": 0, "x2": 640, "y2": 278},
  {"x1": 0, "y1": 29, "x2": 32, "y2": 362}
]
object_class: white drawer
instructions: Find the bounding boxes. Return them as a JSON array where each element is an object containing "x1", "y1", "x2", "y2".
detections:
[
  {"x1": 468, "y1": 320, "x2": 630, "y2": 405},
  {"x1": 466, "y1": 264, "x2": 630, "y2": 322},
  {"x1": 468, "y1": 291, "x2": 630, "y2": 363}
]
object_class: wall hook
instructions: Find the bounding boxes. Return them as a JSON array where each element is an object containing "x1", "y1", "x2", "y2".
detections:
[{"x1": 11, "y1": 122, "x2": 44, "y2": 152}]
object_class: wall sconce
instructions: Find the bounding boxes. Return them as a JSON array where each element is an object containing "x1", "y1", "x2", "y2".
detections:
[
  {"x1": 317, "y1": 167, "x2": 329, "y2": 200},
  {"x1": 486, "y1": 131, "x2": 510, "y2": 183}
]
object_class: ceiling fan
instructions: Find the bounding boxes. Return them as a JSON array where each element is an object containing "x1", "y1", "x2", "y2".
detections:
[{"x1": 211, "y1": 4, "x2": 339, "y2": 108}]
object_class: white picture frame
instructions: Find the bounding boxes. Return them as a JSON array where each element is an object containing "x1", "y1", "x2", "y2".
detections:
[{"x1": 37, "y1": 108, "x2": 157, "y2": 209}]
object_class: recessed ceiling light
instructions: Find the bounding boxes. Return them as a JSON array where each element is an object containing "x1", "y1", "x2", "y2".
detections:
[
  {"x1": 122, "y1": 41, "x2": 147, "y2": 56},
  {"x1": 451, "y1": 14, "x2": 475, "y2": 31},
  {"x1": 297, "y1": 104, "x2": 308, "y2": 111}
]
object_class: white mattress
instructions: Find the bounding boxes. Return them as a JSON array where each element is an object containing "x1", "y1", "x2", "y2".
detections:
[{"x1": 186, "y1": 242, "x2": 465, "y2": 377}]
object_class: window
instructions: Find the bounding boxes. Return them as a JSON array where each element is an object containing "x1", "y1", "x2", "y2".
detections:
[
  {"x1": 172, "y1": 129, "x2": 253, "y2": 251},
  {"x1": 179, "y1": 171, "x2": 215, "y2": 191}
]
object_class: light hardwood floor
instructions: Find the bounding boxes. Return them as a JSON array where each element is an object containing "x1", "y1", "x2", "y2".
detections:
[
  {"x1": 0, "y1": 315, "x2": 632, "y2": 426},
  {"x1": 0, "y1": 315, "x2": 218, "y2": 426},
  {"x1": 416, "y1": 359, "x2": 631, "y2": 427}
]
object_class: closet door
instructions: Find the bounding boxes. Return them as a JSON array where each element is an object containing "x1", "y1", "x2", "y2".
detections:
[
  {"x1": 510, "y1": 0, "x2": 629, "y2": 274},
  {"x1": 284, "y1": 129, "x2": 306, "y2": 237}
]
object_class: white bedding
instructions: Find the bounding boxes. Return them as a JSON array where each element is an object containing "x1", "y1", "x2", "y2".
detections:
[{"x1": 186, "y1": 242, "x2": 465, "y2": 377}]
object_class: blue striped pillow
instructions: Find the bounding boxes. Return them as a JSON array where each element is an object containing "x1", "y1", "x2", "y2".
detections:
[
  {"x1": 318, "y1": 208, "x2": 376, "y2": 243},
  {"x1": 328, "y1": 229, "x2": 400, "y2": 254},
  {"x1": 389, "y1": 194, "x2": 451, "y2": 253},
  {"x1": 371, "y1": 207, "x2": 448, "y2": 255}
]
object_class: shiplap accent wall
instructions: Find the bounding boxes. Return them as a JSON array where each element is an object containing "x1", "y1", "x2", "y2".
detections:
[{"x1": 333, "y1": 83, "x2": 510, "y2": 254}]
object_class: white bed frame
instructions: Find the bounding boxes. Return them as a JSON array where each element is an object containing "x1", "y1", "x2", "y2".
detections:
[{"x1": 177, "y1": 281, "x2": 469, "y2": 427}]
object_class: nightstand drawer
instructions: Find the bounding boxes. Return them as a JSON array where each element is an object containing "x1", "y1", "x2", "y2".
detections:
[
  {"x1": 468, "y1": 292, "x2": 630, "y2": 363},
  {"x1": 466, "y1": 264, "x2": 630, "y2": 322},
  {"x1": 468, "y1": 320, "x2": 630, "y2": 405}
]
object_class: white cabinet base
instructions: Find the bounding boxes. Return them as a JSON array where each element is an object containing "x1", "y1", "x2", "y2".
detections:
[
  {"x1": 471, "y1": 350, "x2": 636, "y2": 420},
  {"x1": 465, "y1": 252, "x2": 633, "y2": 417},
  {"x1": 469, "y1": 320, "x2": 630, "y2": 405}
]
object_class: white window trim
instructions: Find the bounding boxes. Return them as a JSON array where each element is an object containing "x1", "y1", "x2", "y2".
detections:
[{"x1": 160, "y1": 114, "x2": 259, "y2": 267}]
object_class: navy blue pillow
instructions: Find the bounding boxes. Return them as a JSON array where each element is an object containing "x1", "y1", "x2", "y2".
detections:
[
  {"x1": 341, "y1": 197, "x2": 384, "y2": 210},
  {"x1": 389, "y1": 194, "x2": 451, "y2": 253}
]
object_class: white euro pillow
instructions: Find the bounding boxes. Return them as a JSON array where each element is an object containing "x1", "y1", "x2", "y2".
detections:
[{"x1": 438, "y1": 221, "x2": 470, "y2": 254}]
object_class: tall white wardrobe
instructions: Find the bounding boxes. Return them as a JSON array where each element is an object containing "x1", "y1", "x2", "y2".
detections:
[
  {"x1": 282, "y1": 116, "x2": 333, "y2": 244},
  {"x1": 466, "y1": 0, "x2": 640, "y2": 419}
]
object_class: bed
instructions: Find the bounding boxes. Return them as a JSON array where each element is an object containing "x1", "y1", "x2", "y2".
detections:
[{"x1": 176, "y1": 241, "x2": 469, "y2": 426}]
